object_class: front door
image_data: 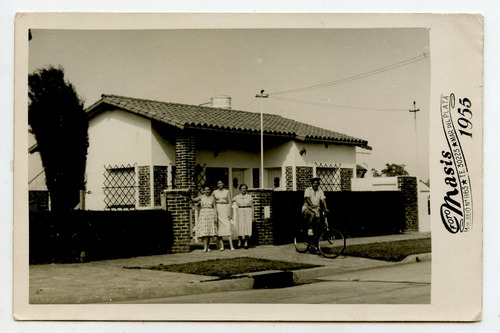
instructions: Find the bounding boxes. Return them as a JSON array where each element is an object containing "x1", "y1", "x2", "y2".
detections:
[{"x1": 231, "y1": 168, "x2": 245, "y2": 197}]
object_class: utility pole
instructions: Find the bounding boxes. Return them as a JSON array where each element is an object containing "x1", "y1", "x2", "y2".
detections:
[
  {"x1": 256, "y1": 90, "x2": 268, "y2": 188},
  {"x1": 409, "y1": 101, "x2": 420, "y2": 178}
]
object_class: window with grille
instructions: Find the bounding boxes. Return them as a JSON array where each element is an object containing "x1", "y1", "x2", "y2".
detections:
[
  {"x1": 316, "y1": 165, "x2": 341, "y2": 192},
  {"x1": 103, "y1": 165, "x2": 137, "y2": 209}
]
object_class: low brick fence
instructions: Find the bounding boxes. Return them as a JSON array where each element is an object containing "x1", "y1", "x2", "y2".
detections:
[
  {"x1": 29, "y1": 210, "x2": 172, "y2": 264},
  {"x1": 162, "y1": 189, "x2": 191, "y2": 253},
  {"x1": 272, "y1": 191, "x2": 406, "y2": 245},
  {"x1": 248, "y1": 188, "x2": 273, "y2": 245}
]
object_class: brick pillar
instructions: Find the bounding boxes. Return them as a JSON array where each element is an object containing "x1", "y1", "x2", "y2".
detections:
[
  {"x1": 296, "y1": 166, "x2": 313, "y2": 190},
  {"x1": 248, "y1": 188, "x2": 273, "y2": 245},
  {"x1": 340, "y1": 168, "x2": 353, "y2": 191},
  {"x1": 175, "y1": 135, "x2": 196, "y2": 191},
  {"x1": 153, "y1": 166, "x2": 168, "y2": 206},
  {"x1": 138, "y1": 166, "x2": 151, "y2": 207},
  {"x1": 163, "y1": 189, "x2": 191, "y2": 253},
  {"x1": 285, "y1": 166, "x2": 293, "y2": 191},
  {"x1": 398, "y1": 176, "x2": 419, "y2": 231}
]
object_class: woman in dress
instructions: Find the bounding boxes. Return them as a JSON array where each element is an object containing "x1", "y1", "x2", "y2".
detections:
[
  {"x1": 213, "y1": 180, "x2": 235, "y2": 251},
  {"x1": 232, "y1": 183, "x2": 254, "y2": 249},
  {"x1": 192, "y1": 186, "x2": 218, "y2": 252}
]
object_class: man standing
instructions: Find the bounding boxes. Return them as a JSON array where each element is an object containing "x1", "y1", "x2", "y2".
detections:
[{"x1": 302, "y1": 177, "x2": 329, "y2": 235}]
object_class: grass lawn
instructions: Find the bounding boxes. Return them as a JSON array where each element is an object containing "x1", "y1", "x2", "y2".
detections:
[
  {"x1": 343, "y1": 238, "x2": 431, "y2": 262},
  {"x1": 136, "y1": 257, "x2": 320, "y2": 279},
  {"x1": 124, "y1": 238, "x2": 430, "y2": 279}
]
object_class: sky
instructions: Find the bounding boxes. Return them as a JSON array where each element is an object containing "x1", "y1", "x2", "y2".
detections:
[{"x1": 28, "y1": 28, "x2": 430, "y2": 180}]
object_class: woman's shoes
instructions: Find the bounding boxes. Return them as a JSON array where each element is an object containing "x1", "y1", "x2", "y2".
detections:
[
  {"x1": 244, "y1": 244, "x2": 249, "y2": 250},
  {"x1": 219, "y1": 247, "x2": 225, "y2": 251}
]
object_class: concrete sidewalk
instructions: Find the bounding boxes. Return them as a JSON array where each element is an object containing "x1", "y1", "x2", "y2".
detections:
[{"x1": 29, "y1": 232, "x2": 431, "y2": 304}]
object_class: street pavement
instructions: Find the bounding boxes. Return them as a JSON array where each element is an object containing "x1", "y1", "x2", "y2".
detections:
[
  {"x1": 118, "y1": 261, "x2": 431, "y2": 304},
  {"x1": 29, "y1": 232, "x2": 431, "y2": 304}
]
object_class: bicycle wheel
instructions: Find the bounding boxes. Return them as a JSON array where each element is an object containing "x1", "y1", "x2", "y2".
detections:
[
  {"x1": 318, "y1": 229, "x2": 346, "y2": 259},
  {"x1": 294, "y1": 225, "x2": 310, "y2": 253}
]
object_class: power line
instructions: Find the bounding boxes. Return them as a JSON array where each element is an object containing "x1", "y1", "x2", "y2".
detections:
[
  {"x1": 240, "y1": 98, "x2": 257, "y2": 111},
  {"x1": 268, "y1": 53, "x2": 430, "y2": 96},
  {"x1": 269, "y1": 95, "x2": 408, "y2": 112}
]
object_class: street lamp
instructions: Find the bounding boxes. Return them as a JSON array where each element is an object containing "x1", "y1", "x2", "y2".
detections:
[
  {"x1": 409, "y1": 101, "x2": 420, "y2": 178},
  {"x1": 255, "y1": 90, "x2": 268, "y2": 188}
]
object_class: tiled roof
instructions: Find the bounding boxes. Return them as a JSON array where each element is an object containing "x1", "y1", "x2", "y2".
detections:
[{"x1": 86, "y1": 94, "x2": 368, "y2": 146}]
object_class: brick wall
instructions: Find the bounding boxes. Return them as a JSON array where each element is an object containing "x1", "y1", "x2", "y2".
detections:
[
  {"x1": 340, "y1": 168, "x2": 353, "y2": 191},
  {"x1": 163, "y1": 189, "x2": 191, "y2": 253},
  {"x1": 248, "y1": 188, "x2": 273, "y2": 245},
  {"x1": 153, "y1": 166, "x2": 168, "y2": 206},
  {"x1": 175, "y1": 135, "x2": 196, "y2": 191},
  {"x1": 296, "y1": 166, "x2": 313, "y2": 190},
  {"x1": 138, "y1": 166, "x2": 151, "y2": 207},
  {"x1": 285, "y1": 166, "x2": 293, "y2": 191},
  {"x1": 397, "y1": 176, "x2": 419, "y2": 231}
]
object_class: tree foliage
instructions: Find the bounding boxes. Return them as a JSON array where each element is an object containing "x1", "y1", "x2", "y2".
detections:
[
  {"x1": 371, "y1": 168, "x2": 382, "y2": 177},
  {"x1": 29, "y1": 66, "x2": 88, "y2": 211},
  {"x1": 380, "y1": 163, "x2": 409, "y2": 177}
]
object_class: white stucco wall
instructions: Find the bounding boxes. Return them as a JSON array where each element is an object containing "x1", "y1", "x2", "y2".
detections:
[
  {"x1": 86, "y1": 109, "x2": 155, "y2": 210},
  {"x1": 264, "y1": 141, "x2": 295, "y2": 167},
  {"x1": 352, "y1": 177, "x2": 400, "y2": 191},
  {"x1": 418, "y1": 183, "x2": 431, "y2": 232},
  {"x1": 289, "y1": 142, "x2": 356, "y2": 168},
  {"x1": 196, "y1": 148, "x2": 261, "y2": 169},
  {"x1": 151, "y1": 125, "x2": 176, "y2": 165},
  {"x1": 265, "y1": 141, "x2": 356, "y2": 168}
]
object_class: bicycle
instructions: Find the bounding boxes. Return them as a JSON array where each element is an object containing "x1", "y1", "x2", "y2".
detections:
[{"x1": 294, "y1": 209, "x2": 346, "y2": 258}]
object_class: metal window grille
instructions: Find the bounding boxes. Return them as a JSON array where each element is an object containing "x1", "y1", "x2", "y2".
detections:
[
  {"x1": 103, "y1": 165, "x2": 137, "y2": 210},
  {"x1": 316, "y1": 164, "x2": 341, "y2": 192}
]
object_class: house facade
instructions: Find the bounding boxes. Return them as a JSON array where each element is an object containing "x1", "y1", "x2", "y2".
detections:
[{"x1": 82, "y1": 94, "x2": 368, "y2": 211}]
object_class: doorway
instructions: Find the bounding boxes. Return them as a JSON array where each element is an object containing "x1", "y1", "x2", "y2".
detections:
[{"x1": 231, "y1": 168, "x2": 246, "y2": 197}]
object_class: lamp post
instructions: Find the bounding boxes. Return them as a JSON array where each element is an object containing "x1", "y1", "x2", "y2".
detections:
[
  {"x1": 255, "y1": 90, "x2": 268, "y2": 188},
  {"x1": 409, "y1": 101, "x2": 420, "y2": 178}
]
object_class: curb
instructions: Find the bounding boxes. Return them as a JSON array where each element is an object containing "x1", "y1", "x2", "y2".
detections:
[
  {"x1": 400, "y1": 252, "x2": 432, "y2": 263},
  {"x1": 112, "y1": 253, "x2": 432, "y2": 302},
  {"x1": 293, "y1": 252, "x2": 432, "y2": 285},
  {"x1": 31, "y1": 276, "x2": 256, "y2": 304}
]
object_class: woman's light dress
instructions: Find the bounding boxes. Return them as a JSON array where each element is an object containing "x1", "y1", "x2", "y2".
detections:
[
  {"x1": 233, "y1": 193, "x2": 253, "y2": 237},
  {"x1": 213, "y1": 189, "x2": 231, "y2": 237},
  {"x1": 196, "y1": 195, "x2": 217, "y2": 237}
]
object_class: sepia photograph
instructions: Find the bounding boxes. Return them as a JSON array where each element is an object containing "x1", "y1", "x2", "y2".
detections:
[{"x1": 12, "y1": 13, "x2": 482, "y2": 322}]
